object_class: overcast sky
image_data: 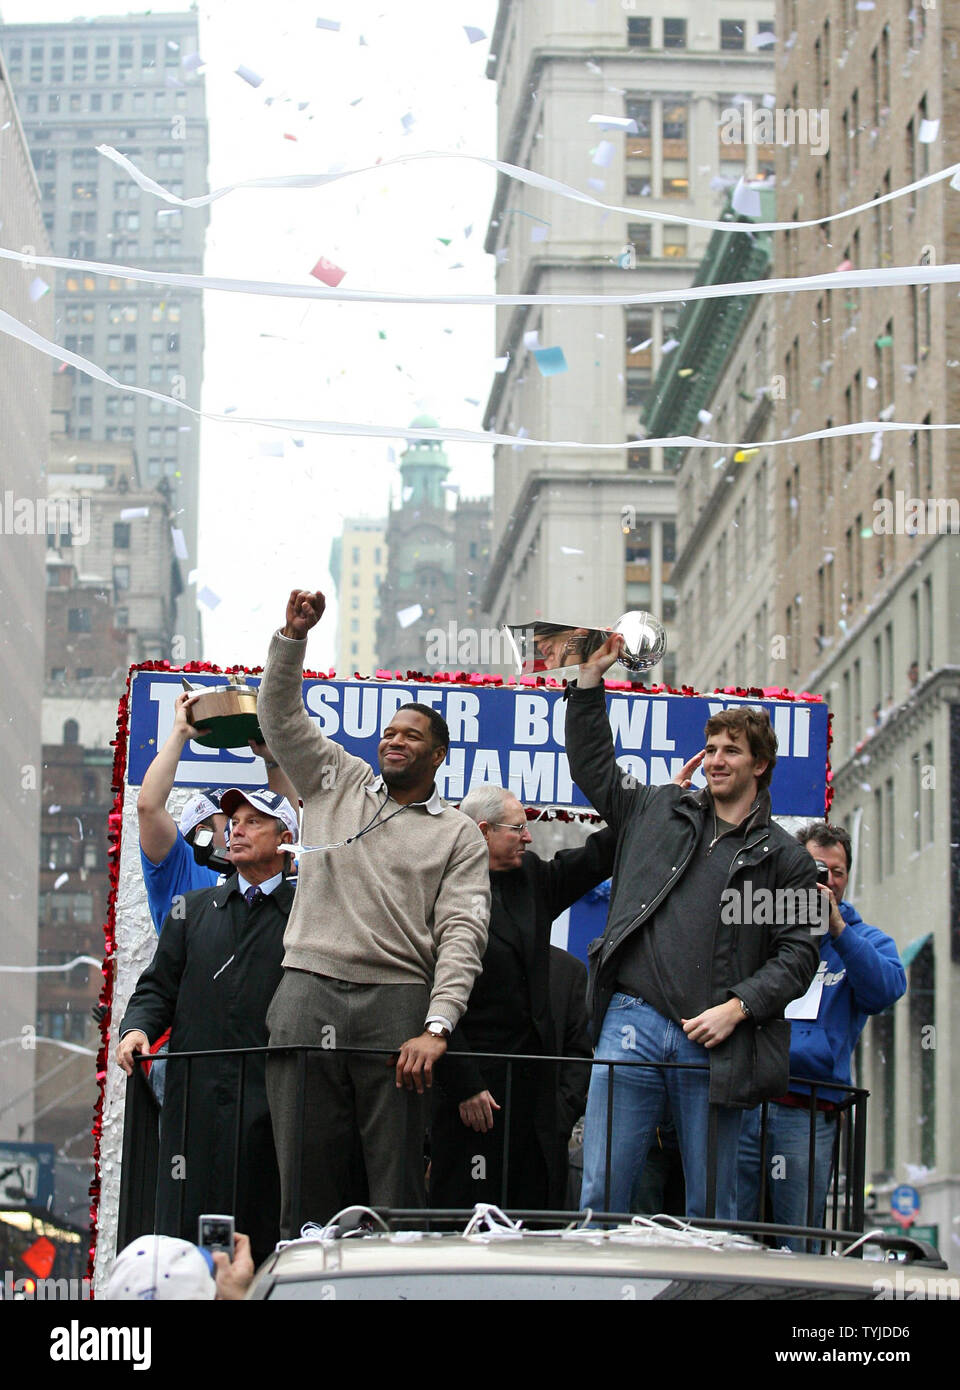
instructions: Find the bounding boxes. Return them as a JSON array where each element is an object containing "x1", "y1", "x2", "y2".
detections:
[{"x1": 5, "y1": 0, "x2": 499, "y2": 668}]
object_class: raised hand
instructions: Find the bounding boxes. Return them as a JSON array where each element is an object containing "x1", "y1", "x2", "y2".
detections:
[
  {"x1": 282, "y1": 589, "x2": 326, "y2": 640},
  {"x1": 578, "y1": 631, "x2": 625, "y2": 688}
]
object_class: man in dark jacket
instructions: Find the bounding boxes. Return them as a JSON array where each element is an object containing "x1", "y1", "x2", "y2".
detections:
[
  {"x1": 565, "y1": 632, "x2": 821, "y2": 1220},
  {"x1": 116, "y1": 788, "x2": 298, "y2": 1267},
  {"x1": 738, "y1": 820, "x2": 906, "y2": 1249},
  {"x1": 429, "y1": 787, "x2": 608, "y2": 1210}
]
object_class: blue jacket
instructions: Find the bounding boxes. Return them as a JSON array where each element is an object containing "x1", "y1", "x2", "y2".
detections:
[{"x1": 787, "y1": 900, "x2": 906, "y2": 1102}]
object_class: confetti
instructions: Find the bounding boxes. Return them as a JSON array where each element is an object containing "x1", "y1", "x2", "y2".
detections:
[
  {"x1": 198, "y1": 586, "x2": 221, "y2": 610},
  {"x1": 120, "y1": 506, "x2": 150, "y2": 520},
  {"x1": 661, "y1": 337, "x2": 679, "y2": 354},
  {"x1": 29, "y1": 277, "x2": 50, "y2": 301},
  {"x1": 530, "y1": 224, "x2": 548, "y2": 243},
  {"x1": 918, "y1": 118, "x2": 940, "y2": 144},
  {"x1": 591, "y1": 140, "x2": 616, "y2": 169},
  {"x1": 697, "y1": 409, "x2": 713, "y2": 424},
  {"x1": 523, "y1": 329, "x2": 540, "y2": 350},
  {"x1": 170, "y1": 527, "x2": 189, "y2": 559},
  {"x1": 732, "y1": 178, "x2": 762, "y2": 218},
  {"x1": 587, "y1": 177, "x2": 606, "y2": 192},
  {"x1": 235, "y1": 65, "x2": 264, "y2": 88},
  {"x1": 259, "y1": 441, "x2": 285, "y2": 457},
  {"x1": 463, "y1": 26, "x2": 486, "y2": 44},
  {"x1": 588, "y1": 114, "x2": 638, "y2": 133},
  {"x1": 310, "y1": 256, "x2": 346, "y2": 287},
  {"x1": 315, "y1": 17, "x2": 341, "y2": 30},
  {"x1": 494, "y1": 355, "x2": 510, "y2": 373},
  {"x1": 533, "y1": 346, "x2": 568, "y2": 376},
  {"x1": 751, "y1": 31, "x2": 776, "y2": 47},
  {"x1": 182, "y1": 53, "x2": 204, "y2": 71},
  {"x1": 560, "y1": 546, "x2": 584, "y2": 555},
  {"x1": 397, "y1": 603, "x2": 423, "y2": 628},
  {"x1": 54, "y1": 873, "x2": 69, "y2": 890}
]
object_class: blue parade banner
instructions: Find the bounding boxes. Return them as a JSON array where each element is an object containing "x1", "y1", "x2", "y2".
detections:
[{"x1": 127, "y1": 671, "x2": 829, "y2": 815}]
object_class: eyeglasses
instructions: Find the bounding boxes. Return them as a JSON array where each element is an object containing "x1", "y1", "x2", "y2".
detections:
[{"x1": 491, "y1": 822, "x2": 528, "y2": 835}]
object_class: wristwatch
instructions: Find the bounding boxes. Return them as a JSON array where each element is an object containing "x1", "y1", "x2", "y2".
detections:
[
  {"x1": 425, "y1": 1022, "x2": 450, "y2": 1039},
  {"x1": 737, "y1": 997, "x2": 751, "y2": 1019}
]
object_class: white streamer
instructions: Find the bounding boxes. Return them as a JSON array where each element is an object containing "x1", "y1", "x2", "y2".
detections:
[
  {"x1": 0, "y1": 239, "x2": 957, "y2": 309},
  {"x1": 0, "y1": 954, "x2": 101, "y2": 974},
  {"x1": 0, "y1": 303, "x2": 956, "y2": 455},
  {"x1": 98, "y1": 143, "x2": 960, "y2": 235}
]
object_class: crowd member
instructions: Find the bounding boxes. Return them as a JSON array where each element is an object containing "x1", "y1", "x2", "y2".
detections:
[
  {"x1": 105, "y1": 1232, "x2": 255, "y2": 1301},
  {"x1": 116, "y1": 788, "x2": 299, "y2": 1267},
  {"x1": 137, "y1": 688, "x2": 297, "y2": 933},
  {"x1": 564, "y1": 630, "x2": 820, "y2": 1220},
  {"x1": 257, "y1": 588, "x2": 490, "y2": 1232},
  {"x1": 429, "y1": 786, "x2": 609, "y2": 1210},
  {"x1": 738, "y1": 820, "x2": 906, "y2": 1250}
]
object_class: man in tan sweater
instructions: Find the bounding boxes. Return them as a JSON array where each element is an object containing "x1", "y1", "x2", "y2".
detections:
[{"x1": 257, "y1": 588, "x2": 490, "y2": 1231}]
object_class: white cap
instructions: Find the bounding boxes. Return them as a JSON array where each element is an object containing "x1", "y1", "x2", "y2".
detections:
[
  {"x1": 105, "y1": 1235, "x2": 216, "y2": 1301},
  {"x1": 179, "y1": 791, "x2": 222, "y2": 838}
]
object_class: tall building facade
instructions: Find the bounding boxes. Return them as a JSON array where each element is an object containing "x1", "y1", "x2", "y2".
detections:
[
  {"x1": 1, "y1": 11, "x2": 208, "y2": 656},
  {"x1": 771, "y1": 0, "x2": 959, "y2": 1258},
  {"x1": 329, "y1": 517, "x2": 387, "y2": 677},
  {"x1": 645, "y1": 2, "x2": 959, "y2": 1260},
  {"x1": 0, "y1": 46, "x2": 55, "y2": 1147},
  {"x1": 481, "y1": 0, "x2": 775, "y2": 685},
  {"x1": 648, "y1": 187, "x2": 776, "y2": 692}
]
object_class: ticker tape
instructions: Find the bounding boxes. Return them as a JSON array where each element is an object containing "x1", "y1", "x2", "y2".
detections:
[
  {"x1": 4, "y1": 240, "x2": 960, "y2": 309},
  {"x1": 0, "y1": 955, "x2": 101, "y2": 973},
  {"x1": 97, "y1": 143, "x2": 960, "y2": 235},
  {"x1": 1, "y1": 303, "x2": 957, "y2": 454}
]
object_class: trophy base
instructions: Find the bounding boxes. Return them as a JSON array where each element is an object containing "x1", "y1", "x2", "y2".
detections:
[{"x1": 193, "y1": 713, "x2": 264, "y2": 750}]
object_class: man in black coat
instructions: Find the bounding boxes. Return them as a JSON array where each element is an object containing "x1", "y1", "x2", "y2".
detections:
[
  {"x1": 429, "y1": 786, "x2": 610, "y2": 1211},
  {"x1": 566, "y1": 633, "x2": 821, "y2": 1220},
  {"x1": 116, "y1": 788, "x2": 298, "y2": 1266}
]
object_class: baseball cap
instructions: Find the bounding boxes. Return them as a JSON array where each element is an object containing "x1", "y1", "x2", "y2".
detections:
[
  {"x1": 218, "y1": 787, "x2": 299, "y2": 841},
  {"x1": 105, "y1": 1234, "x2": 216, "y2": 1301},
  {"x1": 179, "y1": 788, "x2": 224, "y2": 838}
]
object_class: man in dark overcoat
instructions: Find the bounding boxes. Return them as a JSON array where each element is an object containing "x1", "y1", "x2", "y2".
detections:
[
  {"x1": 429, "y1": 786, "x2": 610, "y2": 1211},
  {"x1": 116, "y1": 788, "x2": 298, "y2": 1266}
]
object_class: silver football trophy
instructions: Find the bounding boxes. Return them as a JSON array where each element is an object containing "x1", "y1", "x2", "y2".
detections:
[{"x1": 503, "y1": 612, "x2": 667, "y2": 674}]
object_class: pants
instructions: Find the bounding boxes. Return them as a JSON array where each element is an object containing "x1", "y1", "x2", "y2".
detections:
[
  {"x1": 581, "y1": 994, "x2": 742, "y2": 1220},
  {"x1": 266, "y1": 969, "x2": 429, "y2": 1235},
  {"x1": 429, "y1": 1062, "x2": 551, "y2": 1210},
  {"x1": 737, "y1": 1101, "x2": 838, "y2": 1252}
]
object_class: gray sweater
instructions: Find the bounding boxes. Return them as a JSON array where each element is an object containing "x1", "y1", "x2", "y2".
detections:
[{"x1": 256, "y1": 632, "x2": 491, "y2": 1027}]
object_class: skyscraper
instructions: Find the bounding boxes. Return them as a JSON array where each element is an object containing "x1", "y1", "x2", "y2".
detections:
[
  {"x1": 1, "y1": 11, "x2": 208, "y2": 656},
  {"x1": 481, "y1": 1, "x2": 775, "y2": 685}
]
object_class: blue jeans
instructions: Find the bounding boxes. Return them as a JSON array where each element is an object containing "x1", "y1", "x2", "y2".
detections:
[
  {"x1": 581, "y1": 994, "x2": 742, "y2": 1220},
  {"x1": 737, "y1": 1102, "x2": 838, "y2": 1252}
]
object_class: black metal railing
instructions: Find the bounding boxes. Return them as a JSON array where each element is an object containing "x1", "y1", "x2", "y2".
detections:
[{"x1": 116, "y1": 1044, "x2": 869, "y2": 1257}]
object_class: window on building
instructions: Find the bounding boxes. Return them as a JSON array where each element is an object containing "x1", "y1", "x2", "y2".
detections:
[
  {"x1": 663, "y1": 18, "x2": 687, "y2": 48},
  {"x1": 113, "y1": 564, "x2": 131, "y2": 591},
  {"x1": 627, "y1": 221, "x2": 652, "y2": 257},
  {"x1": 663, "y1": 224, "x2": 687, "y2": 258},
  {"x1": 627, "y1": 16, "x2": 652, "y2": 47},
  {"x1": 661, "y1": 100, "x2": 688, "y2": 197},
  {"x1": 113, "y1": 521, "x2": 131, "y2": 549},
  {"x1": 75, "y1": 666, "x2": 93, "y2": 680},
  {"x1": 720, "y1": 19, "x2": 745, "y2": 49},
  {"x1": 67, "y1": 607, "x2": 91, "y2": 633}
]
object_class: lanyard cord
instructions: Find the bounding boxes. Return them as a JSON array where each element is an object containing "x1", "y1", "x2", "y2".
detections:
[{"x1": 284, "y1": 790, "x2": 411, "y2": 856}]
